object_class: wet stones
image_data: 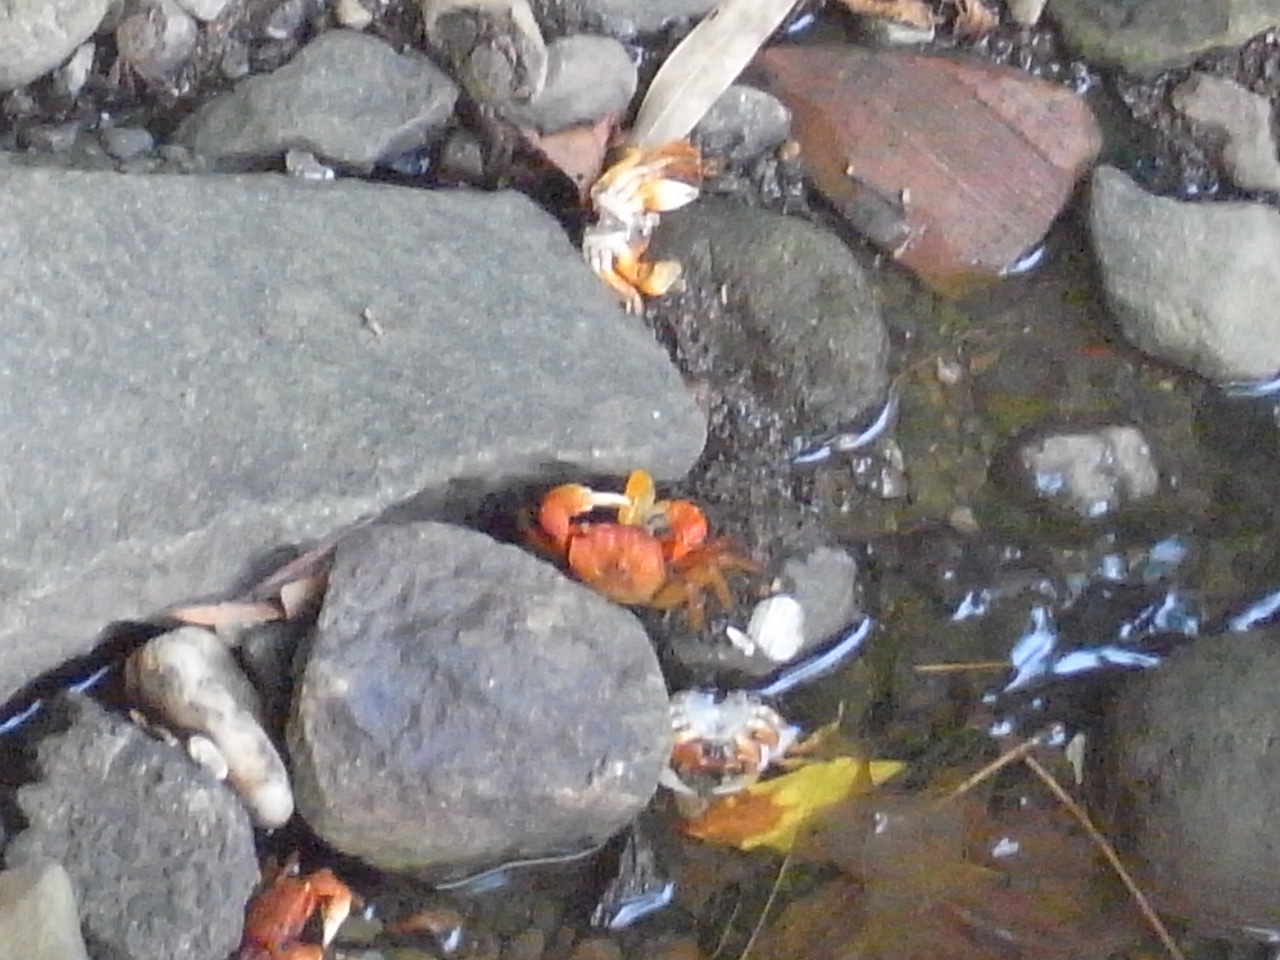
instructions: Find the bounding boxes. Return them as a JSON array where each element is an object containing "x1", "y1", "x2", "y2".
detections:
[
  {"x1": 1089, "y1": 631, "x2": 1280, "y2": 933},
  {"x1": 1090, "y1": 165, "x2": 1280, "y2": 383},
  {"x1": 288, "y1": 521, "x2": 671, "y2": 879},
  {"x1": 178, "y1": 30, "x2": 459, "y2": 170},
  {"x1": 7, "y1": 696, "x2": 260, "y2": 960}
]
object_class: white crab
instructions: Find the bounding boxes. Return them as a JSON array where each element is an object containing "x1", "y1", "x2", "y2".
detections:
[{"x1": 660, "y1": 689, "x2": 800, "y2": 797}]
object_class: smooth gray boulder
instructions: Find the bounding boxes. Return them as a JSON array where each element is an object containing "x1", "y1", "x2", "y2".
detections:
[
  {"x1": 0, "y1": 0, "x2": 111, "y2": 92},
  {"x1": 288, "y1": 521, "x2": 670, "y2": 879},
  {"x1": 0, "y1": 167, "x2": 705, "y2": 707}
]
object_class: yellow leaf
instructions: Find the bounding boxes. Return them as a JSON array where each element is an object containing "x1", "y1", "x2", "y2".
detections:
[{"x1": 682, "y1": 756, "x2": 905, "y2": 854}]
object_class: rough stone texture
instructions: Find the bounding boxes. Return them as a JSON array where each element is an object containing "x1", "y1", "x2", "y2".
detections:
[
  {"x1": 1090, "y1": 165, "x2": 1280, "y2": 382},
  {"x1": 6, "y1": 696, "x2": 259, "y2": 960},
  {"x1": 178, "y1": 30, "x2": 459, "y2": 170},
  {"x1": 652, "y1": 200, "x2": 889, "y2": 430},
  {"x1": 0, "y1": 167, "x2": 705, "y2": 708},
  {"x1": 288, "y1": 521, "x2": 670, "y2": 879},
  {"x1": 1050, "y1": 0, "x2": 1280, "y2": 74},
  {"x1": 0, "y1": 861, "x2": 91, "y2": 960},
  {"x1": 500, "y1": 35, "x2": 636, "y2": 134},
  {"x1": 1089, "y1": 631, "x2": 1280, "y2": 933},
  {"x1": 541, "y1": 0, "x2": 717, "y2": 35},
  {"x1": 0, "y1": 0, "x2": 111, "y2": 91},
  {"x1": 1172, "y1": 72, "x2": 1280, "y2": 193},
  {"x1": 693, "y1": 85, "x2": 791, "y2": 163},
  {"x1": 751, "y1": 46, "x2": 1102, "y2": 296}
]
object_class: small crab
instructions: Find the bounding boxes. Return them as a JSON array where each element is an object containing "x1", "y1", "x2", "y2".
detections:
[
  {"x1": 237, "y1": 855, "x2": 355, "y2": 960},
  {"x1": 582, "y1": 141, "x2": 703, "y2": 313},
  {"x1": 531, "y1": 469, "x2": 756, "y2": 628},
  {"x1": 661, "y1": 689, "x2": 801, "y2": 797}
]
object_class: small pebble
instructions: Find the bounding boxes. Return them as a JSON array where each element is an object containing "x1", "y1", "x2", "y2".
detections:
[
  {"x1": 567, "y1": 937, "x2": 623, "y2": 960},
  {"x1": 57, "y1": 42, "x2": 96, "y2": 97},
  {"x1": 333, "y1": 0, "x2": 373, "y2": 29},
  {"x1": 101, "y1": 125, "x2": 156, "y2": 160},
  {"x1": 116, "y1": 0, "x2": 198, "y2": 80}
]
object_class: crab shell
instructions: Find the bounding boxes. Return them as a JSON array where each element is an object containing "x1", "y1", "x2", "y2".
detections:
[{"x1": 660, "y1": 689, "x2": 800, "y2": 797}]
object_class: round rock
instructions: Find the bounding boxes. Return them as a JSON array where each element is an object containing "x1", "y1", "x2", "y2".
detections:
[
  {"x1": 1089, "y1": 631, "x2": 1280, "y2": 933},
  {"x1": 0, "y1": 0, "x2": 112, "y2": 92},
  {"x1": 288, "y1": 521, "x2": 671, "y2": 879}
]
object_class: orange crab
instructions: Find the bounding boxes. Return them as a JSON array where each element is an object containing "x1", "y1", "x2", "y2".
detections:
[
  {"x1": 582, "y1": 141, "x2": 703, "y2": 313},
  {"x1": 237, "y1": 856, "x2": 355, "y2": 960},
  {"x1": 533, "y1": 469, "x2": 756, "y2": 628}
]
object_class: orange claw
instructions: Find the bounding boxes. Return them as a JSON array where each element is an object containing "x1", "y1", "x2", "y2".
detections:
[
  {"x1": 238, "y1": 858, "x2": 354, "y2": 960},
  {"x1": 537, "y1": 483, "x2": 629, "y2": 549}
]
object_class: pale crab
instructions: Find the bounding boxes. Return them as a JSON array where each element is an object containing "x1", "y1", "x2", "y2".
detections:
[
  {"x1": 582, "y1": 141, "x2": 703, "y2": 313},
  {"x1": 660, "y1": 689, "x2": 800, "y2": 797}
]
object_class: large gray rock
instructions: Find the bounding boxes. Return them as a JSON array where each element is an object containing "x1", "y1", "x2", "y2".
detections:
[
  {"x1": 0, "y1": 167, "x2": 705, "y2": 707},
  {"x1": 179, "y1": 30, "x2": 459, "y2": 170},
  {"x1": 1090, "y1": 165, "x2": 1280, "y2": 383},
  {"x1": 1089, "y1": 631, "x2": 1280, "y2": 934},
  {"x1": 0, "y1": 861, "x2": 91, "y2": 960},
  {"x1": 7, "y1": 696, "x2": 260, "y2": 960},
  {"x1": 1050, "y1": 0, "x2": 1280, "y2": 74},
  {"x1": 288, "y1": 521, "x2": 670, "y2": 879},
  {"x1": 0, "y1": 0, "x2": 111, "y2": 91}
]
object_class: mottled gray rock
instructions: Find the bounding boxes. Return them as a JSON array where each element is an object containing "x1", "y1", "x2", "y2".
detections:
[
  {"x1": 0, "y1": 0, "x2": 112, "y2": 92},
  {"x1": 500, "y1": 35, "x2": 636, "y2": 134},
  {"x1": 1003, "y1": 424, "x2": 1159, "y2": 520},
  {"x1": 0, "y1": 167, "x2": 705, "y2": 707},
  {"x1": 179, "y1": 30, "x2": 459, "y2": 170},
  {"x1": 1090, "y1": 631, "x2": 1280, "y2": 933},
  {"x1": 1050, "y1": 0, "x2": 1280, "y2": 74},
  {"x1": 99, "y1": 125, "x2": 156, "y2": 160},
  {"x1": 693, "y1": 85, "x2": 791, "y2": 162},
  {"x1": 115, "y1": 0, "x2": 198, "y2": 81},
  {"x1": 288, "y1": 521, "x2": 670, "y2": 878},
  {"x1": 652, "y1": 200, "x2": 890, "y2": 429},
  {"x1": 1090, "y1": 165, "x2": 1280, "y2": 382},
  {"x1": 423, "y1": 0, "x2": 547, "y2": 105},
  {"x1": 0, "y1": 861, "x2": 90, "y2": 960},
  {"x1": 549, "y1": 0, "x2": 716, "y2": 35},
  {"x1": 1172, "y1": 72, "x2": 1280, "y2": 193},
  {"x1": 7, "y1": 696, "x2": 259, "y2": 960}
]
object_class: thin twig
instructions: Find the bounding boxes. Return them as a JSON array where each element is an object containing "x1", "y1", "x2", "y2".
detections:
[
  {"x1": 913, "y1": 660, "x2": 1010, "y2": 674},
  {"x1": 737, "y1": 849, "x2": 794, "y2": 960},
  {"x1": 1021, "y1": 753, "x2": 1186, "y2": 960},
  {"x1": 939, "y1": 733, "x2": 1044, "y2": 803}
]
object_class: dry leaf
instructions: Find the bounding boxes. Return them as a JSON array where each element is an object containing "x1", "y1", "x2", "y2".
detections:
[
  {"x1": 279, "y1": 574, "x2": 328, "y2": 620},
  {"x1": 629, "y1": 0, "x2": 799, "y2": 150},
  {"x1": 952, "y1": 0, "x2": 998, "y2": 38},
  {"x1": 834, "y1": 0, "x2": 935, "y2": 30},
  {"x1": 682, "y1": 756, "x2": 904, "y2": 853},
  {"x1": 164, "y1": 600, "x2": 284, "y2": 628},
  {"x1": 521, "y1": 112, "x2": 618, "y2": 199}
]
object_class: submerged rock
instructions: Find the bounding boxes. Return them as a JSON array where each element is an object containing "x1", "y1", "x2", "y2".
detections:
[
  {"x1": 0, "y1": 167, "x2": 704, "y2": 708},
  {"x1": 1090, "y1": 631, "x2": 1280, "y2": 934},
  {"x1": 7, "y1": 696, "x2": 259, "y2": 960},
  {"x1": 288, "y1": 521, "x2": 670, "y2": 879},
  {"x1": 1090, "y1": 165, "x2": 1280, "y2": 382}
]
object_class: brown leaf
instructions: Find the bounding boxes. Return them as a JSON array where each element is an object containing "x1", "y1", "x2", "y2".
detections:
[
  {"x1": 279, "y1": 574, "x2": 328, "y2": 620},
  {"x1": 834, "y1": 0, "x2": 935, "y2": 29},
  {"x1": 951, "y1": 0, "x2": 998, "y2": 38},
  {"x1": 521, "y1": 112, "x2": 618, "y2": 199},
  {"x1": 164, "y1": 600, "x2": 284, "y2": 628}
]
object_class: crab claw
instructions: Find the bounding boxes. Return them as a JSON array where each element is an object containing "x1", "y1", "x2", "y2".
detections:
[
  {"x1": 638, "y1": 178, "x2": 701, "y2": 214},
  {"x1": 538, "y1": 483, "x2": 630, "y2": 547},
  {"x1": 309, "y1": 870, "x2": 354, "y2": 948}
]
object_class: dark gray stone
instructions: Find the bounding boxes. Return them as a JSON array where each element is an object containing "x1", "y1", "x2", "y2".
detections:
[
  {"x1": 500, "y1": 35, "x2": 636, "y2": 134},
  {"x1": 1090, "y1": 165, "x2": 1280, "y2": 382},
  {"x1": 693, "y1": 85, "x2": 791, "y2": 162},
  {"x1": 179, "y1": 30, "x2": 459, "y2": 170},
  {"x1": 7, "y1": 696, "x2": 259, "y2": 960},
  {"x1": 0, "y1": 0, "x2": 111, "y2": 92},
  {"x1": 0, "y1": 167, "x2": 705, "y2": 707},
  {"x1": 652, "y1": 200, "x2": 890, "y2": 430},
  {"x1": 288, "y1": 521, "x2": 670, "y2": 877},
  {"x1": 1089, "y1": 631, "x2": 1280, "y2": 933},
  {"x1": 1050, "y1": 0, "x2": 1280, "y2": 74}
]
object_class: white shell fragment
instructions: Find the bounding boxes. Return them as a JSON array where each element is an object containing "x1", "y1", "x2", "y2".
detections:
[
  {"x1": 725, "y1": 594, "x2": 806, "y2": 663},
  {"x1": 125, "y1": 627, "x2": 294, "y2": 828}
]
